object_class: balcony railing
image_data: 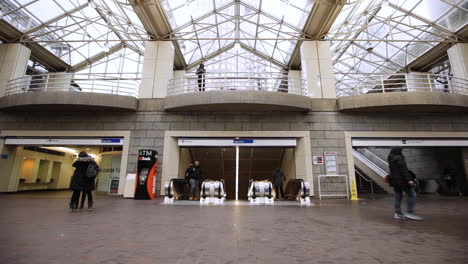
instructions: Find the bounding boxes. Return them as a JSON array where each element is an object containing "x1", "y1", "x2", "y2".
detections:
[
  {"x1": 5, "y1": 73, "x2": 140, "y2": 98},
  {"x1": 167, "y1": 72, "x2": 307, "y2": 96},
  {"x1": 336, "y1": 73, "x2": 468, "y2": 97}
]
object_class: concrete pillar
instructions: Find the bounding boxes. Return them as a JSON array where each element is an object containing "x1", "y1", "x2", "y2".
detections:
[
  {"x1": 172, "y1": 70, "x2": 186, "y2": 94},
  {"x1": 288, "y1": 70, "x2": 302, "y2": 95},
  {"x1": 140, "y1": 41, "x2": 175, "y2": 98},
  {"x1": 0, "y1": 44, "x2": 31, "y2": 96},
  {"x1": 300, "y1": 41, "x2": 336, "y2": 98},
  {"x1": 448, "y1": 43, "x2": 468, "y2": 80}
]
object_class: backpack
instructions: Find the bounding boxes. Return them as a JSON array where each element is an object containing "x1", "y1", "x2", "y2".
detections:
[{"x1": 86, "y1": 162, "x2": 100, "y2": 179}]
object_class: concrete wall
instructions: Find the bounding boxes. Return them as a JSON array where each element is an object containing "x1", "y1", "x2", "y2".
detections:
[
  {"x1": 280, "y1": 148, "x2": 296, "y2": 184},
  {"x1": 178, "y1": 148, "x2": 192, "y2": 179},
  {"x1": 2, "y1": 109, "x2": 468, "y2": 196},
  {"x1": 0, "y1": 147, "x2": 75, "y2": 192}
]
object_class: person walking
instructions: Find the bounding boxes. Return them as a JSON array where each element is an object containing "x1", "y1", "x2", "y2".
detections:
[
  {"x1": 196, "y1": 64, "x2": 206, "y2": 92},
  {"x1": 388, "y1": 147, "x2": 423, "y2": 220},
  {"x1": 272, "y1": 168, "x2": 286, "y2": 200},
  {"x1": 69, "y1": 151, "x2": 99, "y2": 211},
  {"x1": 187, "y1": 160, "x2": 202, "y2": 200}
]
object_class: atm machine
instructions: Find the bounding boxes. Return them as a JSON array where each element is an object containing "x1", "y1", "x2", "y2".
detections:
[{"x1": 134, "y1": 149, "x2": 158, "y2": 200}]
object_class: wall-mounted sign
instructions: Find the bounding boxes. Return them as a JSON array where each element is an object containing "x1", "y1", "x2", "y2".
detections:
[
  {"x1": 178, "y1": 138, "x2": 297, "y2": 147},
  {"x1": 109, "y1": 179, "x2": 119, "y2": 194},
  {"x1": 1, "y1": 154, "x2": 9, "y2": 159},
  {"x1": 324, "y1": 151, "x2": 338, "y2": 174},
  {"x1": 233, "y1": 139, "x2": 254, "y2": 144},
  {"x1": 313, "y1": 156, "x2": 323, "y2": 165}
]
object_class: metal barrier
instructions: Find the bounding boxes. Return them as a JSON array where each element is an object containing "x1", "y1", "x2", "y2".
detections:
[
  {"x1": 200, "y1": 180, "x2": 226, "y2": 204},
  {"x1": 284, "y1": 179, "x2": 311, "y2": 204},
  {"x1": 163, "y1": 178, "x2": 190, "y2": 203},
  {"x1": 5, "y1": 72, "x2": 140, "y2": 98},
  {"x1": 336, "y1": 73, "x2": 468, "y2": 97},
  {"x1": 355, "y1": 170, "x2": 375, "y2": 200},
  {"x1": 247, "y1": 180, "x2": 275, "y2": 204},
  {"x1": 317, "y1": 175, "x2": 349, "y2": 200},
  {"x1": 167, "y1": 72, "x2": 307, "y2": 96}
]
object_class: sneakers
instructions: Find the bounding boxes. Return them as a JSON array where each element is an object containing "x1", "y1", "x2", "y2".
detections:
[
  {"x1": 88, "y1": 202, "x2": 93, "y2": 211},
  {"x1": 404, "y1": 213, "x2": 423, "y2": 221},
  {"x1": 394, "y1": 213, "x2": 406, "y2": 220}
]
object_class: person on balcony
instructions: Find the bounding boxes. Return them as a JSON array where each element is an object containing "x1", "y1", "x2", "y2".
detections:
[{"x1": 196, "y1": 64, "x2": 206, "y2": 92}]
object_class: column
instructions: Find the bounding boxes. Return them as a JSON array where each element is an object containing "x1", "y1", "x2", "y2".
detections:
[
  {"x1": 300, "y1": 41, "x2": 336, "y2": 98},
  {"x1": 0, "y1": 44, "x2": 31, "y2": 96},
  {"x1": 447, "y1": 43, "x2": 468, "y2": 80},
  {"x1": 139, "y1": 41, "x2": 175, "y2": 98},
  {"x1": 288, "y1": 70, "x2": 302, "y2": 95},
  {"x1": 172, "y1": 70, "x2": 186, "y2": 94}
]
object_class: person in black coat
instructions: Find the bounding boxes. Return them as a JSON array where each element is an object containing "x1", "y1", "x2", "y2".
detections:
[
  {"x1": 186, "y1": 160, "x2": 202, "y2": 200},
  {"x1": 388, "y1": 147, "x2": 422, "y2": 220},
  {"x1": 196, "y1": 64, "x2": 206, "y2": 92},
  {"x1": 69, "y1": 151, "x2": 99, "y2": 211},
  {"x1": 272, "y1": 168, "x2": 286, "y2": 199}
]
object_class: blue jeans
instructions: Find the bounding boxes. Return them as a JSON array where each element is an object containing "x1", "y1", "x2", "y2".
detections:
[
  {"x1": 189, "y1": 179, "x2": 198, "y2": 198},
  {"x1": 394, "y1": 187, "x2": 416, "y2": 214}
]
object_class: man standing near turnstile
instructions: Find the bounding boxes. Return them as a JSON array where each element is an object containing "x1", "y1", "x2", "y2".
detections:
[
  {"x1": 187, "y1": 160, "x2": 203, "y2": 200},
  {"x1": 272, "y1": 168, "x2": 286, "y2": 200}
]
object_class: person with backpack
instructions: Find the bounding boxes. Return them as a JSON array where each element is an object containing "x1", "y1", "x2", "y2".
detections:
[
  {"x1": 69, "y1": 151, "x2": 100, "y2": 211},
  {"x1": 387, "y1": 147, "x2": 423, "y2": 221}
]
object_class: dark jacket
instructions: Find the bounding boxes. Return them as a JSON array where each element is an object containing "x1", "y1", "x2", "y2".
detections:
[
  {"x1": 388, "y1": 147, "x2": 412, "y2": 189},
  {"x1": 196, "y1": 67, "x2": 206, "y2": 76},
  {"x1": 188, "y1": 165, "x2": 202, "y2": 180},
  {"x1": 69, "y1": 157, "x2": 99, "y2": 191},
  {"x1": 272, "y1": 169, "x2": 285, "y2": 186}
]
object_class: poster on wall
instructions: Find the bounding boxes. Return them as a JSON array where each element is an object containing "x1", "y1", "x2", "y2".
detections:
[
  {"x1": 109, "y1": 179, "x2": 119, "y2": 194},
  {"x1": 324, "y1": 151, "x2": 338, "y2": 174},
  {"x1": 313, "y1": 156, "x2": 323, "y2": 165}
]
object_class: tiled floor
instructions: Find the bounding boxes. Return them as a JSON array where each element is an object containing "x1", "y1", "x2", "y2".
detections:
[{"x1": 1, "y1": 191, "x2": 467, "y2": 264}]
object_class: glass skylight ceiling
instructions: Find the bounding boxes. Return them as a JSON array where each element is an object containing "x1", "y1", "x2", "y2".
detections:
[
  {"x1": 0, "y1": 0, "x2": 466, "y2": 85},
  {"x1": 0, "y1": 0, "x2": 147, "y2": 68},
  {"x1": 161, "y1": 0, "x2": 314, "y2": 67},
  {"x1": 327, "y1": 0, "x2": 468, "y2": 96}
]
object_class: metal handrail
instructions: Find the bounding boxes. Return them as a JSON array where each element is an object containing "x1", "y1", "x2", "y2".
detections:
[
  {"x1": 5, "y1": 72, "x2": 141, "y2": 98},
  {"x1": 357, "y1": 148, "x2": 390, "y2": 174},
  {"x1": 336, "y1": 73, "x2": 468, "y2": 97},
  {"x1": 355, "y1": 169, "x2": 375, "y2": 200},
  {"x1": 352, "y1": 149, "x2": 388, "y2": 178},
  {"x1": 167, "y1": 72, "x2": 308, "y2": 96}
]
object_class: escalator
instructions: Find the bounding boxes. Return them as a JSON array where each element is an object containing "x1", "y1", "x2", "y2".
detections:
[{"x1": 352, "y1": 149, "x2": 394, "y2": 194}]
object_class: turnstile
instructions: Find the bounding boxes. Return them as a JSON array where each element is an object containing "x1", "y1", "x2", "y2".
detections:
[
  {"x1": 247, "y1": 180, "x2": 275, "y2": 204},
  {"x1": 200, "y1": 180, "x2": 226, "y2": 204},
  {"x1": 164, "y1": 179, "x2": 190, "y2": 203},
  {"x1": 284, "y1": 179, "x2": 311, "y2": 205}
]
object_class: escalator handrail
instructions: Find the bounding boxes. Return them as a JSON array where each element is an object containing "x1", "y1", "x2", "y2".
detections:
[{"x1": 352, "y1": 149, "x2": 388, "y2": 177}]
